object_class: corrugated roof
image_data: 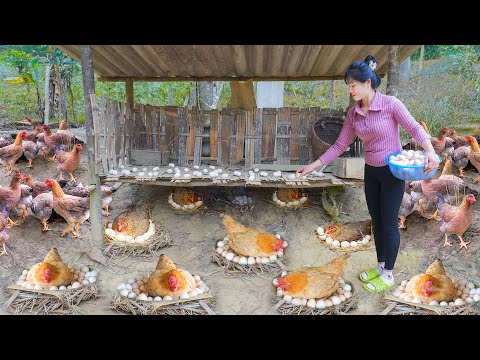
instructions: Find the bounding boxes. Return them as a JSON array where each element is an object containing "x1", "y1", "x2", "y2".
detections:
[{"x1": 55, "y1": 45, "x2": 420, "y2": 81}]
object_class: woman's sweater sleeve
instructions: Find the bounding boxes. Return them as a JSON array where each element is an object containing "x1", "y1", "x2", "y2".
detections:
[
  {"x1": 391, "y1": 97, "x2": 429, "y2": 145},
  {"x1": 318, "y1": 110, "x2": 356, "y2": 166}
]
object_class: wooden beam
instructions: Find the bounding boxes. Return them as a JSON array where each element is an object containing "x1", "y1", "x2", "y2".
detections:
[
  {"x1": 80, "y1": 45, "x2": 107, "y2": 265},
  {"x1": 386, "y1": 45, "x2": 400, "y2": 96},
  {"x1": 97, "y1": 75, "x2": 361, "y2": 82}
]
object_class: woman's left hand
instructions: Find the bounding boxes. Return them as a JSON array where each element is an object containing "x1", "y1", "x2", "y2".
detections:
[{"x1": 424, "y1": 150, "x2": 440, "y2": 174}]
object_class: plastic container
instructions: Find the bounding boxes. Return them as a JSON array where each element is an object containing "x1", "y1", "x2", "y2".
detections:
[{"x1": 385, "y1": 151, "x2": 441, "y2": 181}]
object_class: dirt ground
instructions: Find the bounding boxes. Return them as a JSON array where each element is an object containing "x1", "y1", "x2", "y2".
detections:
[{"x1": 1, "y1": 126, "x2": 479, "y2": 315}]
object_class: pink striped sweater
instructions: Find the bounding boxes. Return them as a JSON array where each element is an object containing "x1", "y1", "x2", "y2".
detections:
[{"x1": 319, "y1": 91, "x2": 429, "y2": 167}]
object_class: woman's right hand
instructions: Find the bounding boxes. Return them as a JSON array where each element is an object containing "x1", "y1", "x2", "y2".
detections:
[{"x1": 296, "y1": 163, "x2": 316, "y2": 177}]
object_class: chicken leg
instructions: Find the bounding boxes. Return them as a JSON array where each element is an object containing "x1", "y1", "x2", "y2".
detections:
[
  {"x1": 457, "y1": 167, "x2": 464, "y2": 177},
  {"x1": 49, "y1": 154, "x2": 57, "y2": 162},
  {"x1": 60, "y1": 223, "x2": 74, "y2": 237},
  {"x1": 457, "y1": 235, "x2": 470, "y2": 250},
  {"x1": 27, "y1": 159, "x2": 33, "y2": 168},
  {"x1": 0, "y1": 242, "x2": 8, "y2": 256},
  {"x1": 68, "y1": 172, "x2": 78, "y2": 184},
  {"x1": 398, "y1": 217, "x2": 407, "y2": 229},
  {"x1": 11, "y1": 164, "x2": 20, "y2": 173},
  {"x1": 40, "y1": 219, "x2": 52, "y2": 231},
  {"x1": 6, "y1": 217, "x2": 20, "y2": 228},
  {"x1": 443, "y1": 234, "x2": 452, "y2": 247},
  {"x1": 58, "y1": 171, "x2": 65, "y2": 181},
  {"x1": 22, "y1": 209, "x2": 28, "y2": 221},
  {"x1": 427, "y1": 210, "x2": 441, "y2": 221},
  {"x1": 72, "y1": 223, "x2": 80, "y2": 238}
]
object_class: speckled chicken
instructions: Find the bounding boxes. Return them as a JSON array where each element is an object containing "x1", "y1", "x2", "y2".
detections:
[
  {"x1": 145, "y1": 254, "x2": 197, "y2": 299},
  {"x1": 404, "y1": 259, "x2": 456, "y2": 303},
  {"x1": 449, "y1": 129, "x2": 468, "y2": 149},
  {"x1": 0, "y1": 131, "x2": 26, "y2": 175},
  {"x1": 59, "y1": 181, "x2": 116, "y2": 216},
  {"x1": 26, "y1": 248, "x2": 73, "y2": 288},
  {"x1": 398, "y1": 192, "x2": 415, "y2": 229},
  {"x1": 450, "y1": 145, "x2": 471, "y2": 177},
  {"x1": 112, "y1": 203, "x2": 150, "y2": 238},
  {"x1": 14, "y1": 184, "x2": 33, "y2": 220},
  {"x1": 277, "y1": 254, "x2": 348, "y2": 299},
  {"x1": 21, "y1": 140, "x2": 40, "y2": 168},
  {"x1": 30, "y1": 192, "x2": 54, "y2": 231},
  {"x1": 46, "y1": 178, "x2": 90, "y2": 238},
  {"x1": 221, "y1": 213, "x2": 284, "y2": 257},
  {"x1": 24, "y1": 174, "x2": 51, "y2": 198}
]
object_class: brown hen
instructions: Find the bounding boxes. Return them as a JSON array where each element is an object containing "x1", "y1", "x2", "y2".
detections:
[
  {"x1": 0, "y1": 131, "x2": 26, "y2": 175},
  {"x1": 466, "y1": 135, "x2": 480, "y2": 183},
  {"x1": 277, "y1": 254, "x2": 348, "y2": 299},
  {"x1": 26, "y1": 248, "x2": 73, "y2": 288},
  {"x1": 112, "y1": 203, "x2": 150, "y2": 238},
  {"x1": 404, "y1": 259, "x2": 456, "y2": 303},
  {"x1": 324, "y1": 219, "x2": 372, "y2": 242},
  {"x1": 145, "y1": 254, "x2": 197, "y2": 299},
  {"x1": 221, "y1": 213, "x2": 284, "y2": 257}
]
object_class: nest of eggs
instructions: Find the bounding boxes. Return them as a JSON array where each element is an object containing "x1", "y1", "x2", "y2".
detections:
[
  {"x1": 315, "y1": 226, "x2": 373, "y2": 253},
  {"x1": 212, "y1": 235, "x2": 288, "y2": 277},
  {"x1": 168, "y1": 189, "x2": 205, "y2": 213},
  {"x1": 271, "y1": 189, "x2": 308, "y2": 210},
  {"x1": 4, "y1": 264, "x2": 100, "y2": 315},
  {"x1": 382, "y1": 278, "x2": 480, "y2": 315},
  {"x1": 110, "y1": 273, "x2": 215, "y2": 315},
  {"x1": 272, "y1": 277, "x2": 358, "y2": 315},
  {"x1": 103, "y1": 221, "x2": 172, "y2": 262}
]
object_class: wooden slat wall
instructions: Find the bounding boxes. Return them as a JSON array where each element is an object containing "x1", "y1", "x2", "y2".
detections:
[
  {"x1": 92, "y1": 100, "x2": 356, "y2": 173},
  {"x1": 261, "y1": 108, "x2": 277, "y2": 163}
]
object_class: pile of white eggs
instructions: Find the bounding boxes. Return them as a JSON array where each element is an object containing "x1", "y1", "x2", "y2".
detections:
[
  {"x1": 274, "y1": 274, "x2": 353, "y2": 309},
  {"x1": 287, "y1": 173, "x2": 307, "y2": 180},
  {"x1": 232, "y1": 195, "x2": 253, "y2": 206},
  {"x1": 272, "y1": 191, "x2": 307, "y2": 208},
  {"x1": 392, "y1": 279, "x2": 480, "y2": 307},
  {"x1": 167, "y1": 193, "x2": 203, "y2": 210},
  {"x1": 247, "y1": 170, "x2": 258, "y2": 181},
  {"x1": 316, "y1": 226, "x2": 370, "y2": 249},
  {"x1": 216, "y1": 234, "x2": 287, "y2": 265},
  {"x1": 104, "y1": 220, "x2": 156, "y2": 244},
  {"x1": 117, "y1": 272, "x2": 209, "y2": 302},
  {"x1": 15, "y1": 265, "x2": 98, "y2": 291},
  {"x1": 389, "y1": 150, "x2": 425, "y2": 166}
]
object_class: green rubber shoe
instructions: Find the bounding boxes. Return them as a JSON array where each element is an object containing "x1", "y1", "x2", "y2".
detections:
[
  {"x1": 363, "y1": 276, "x2": 395, "y2": 293},
  {"x1": 359, "y1": 268, "x2": 380, "y2": 283}
]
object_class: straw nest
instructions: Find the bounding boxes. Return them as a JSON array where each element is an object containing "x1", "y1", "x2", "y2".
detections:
[
  {"x1": 272, "y1": 278, "x2": 358, "y2": 315},
  {"x1": 212, "y1": 235, "x2": 288, "y2": 277},
  {"x1": 110, "y1": 272, "x2": 215, "y2": 315},
  {"x1": 4, "y1": 264, "x2": 100, "y2": 315},
  {"x1": 270, "y1": 189, "x2": 308, "y2": 210},
  {"x1": 103, "y1": 222, "x2": 171, "y2": 262},
  {"x1": 168, "y1": 188, "x2": 205, "y2": 213},
  {"x1": 315, "y1": 224, "x2": 373, "y2": 252},
  {"x1": 381, "y1": 278, "x2": 480, "y2": 315}
]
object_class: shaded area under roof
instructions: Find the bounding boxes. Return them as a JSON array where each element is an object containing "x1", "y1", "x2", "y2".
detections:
[{"x1": 55, "y1": 45, "x2": 421, "y2": 82}]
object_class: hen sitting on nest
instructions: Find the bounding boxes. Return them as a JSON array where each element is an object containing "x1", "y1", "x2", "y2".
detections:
[
  {"x1": 112, "y1": 203, "x2": 151, "y2": 239},
  {"x1": 26, "y1": 248, "x2": 73, "y2": 289}
]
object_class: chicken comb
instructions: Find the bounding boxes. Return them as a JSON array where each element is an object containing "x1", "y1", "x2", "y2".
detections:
[{"x1": 44, "y1": 248, "x2": 62, "y2": 263}]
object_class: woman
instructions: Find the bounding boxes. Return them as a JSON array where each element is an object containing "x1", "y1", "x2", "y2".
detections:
[{"x1": 297, "y1": 55, "x2": 440, "y2": 292}]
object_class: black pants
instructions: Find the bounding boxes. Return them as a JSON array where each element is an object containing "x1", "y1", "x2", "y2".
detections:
[{"x1": 364, "y1": 164, "x2": 405, "y2": 270}]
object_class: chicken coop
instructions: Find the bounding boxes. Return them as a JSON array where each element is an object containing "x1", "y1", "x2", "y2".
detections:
[{"x1": 54, "y1": 45, "x2": 421, "y2": 243}]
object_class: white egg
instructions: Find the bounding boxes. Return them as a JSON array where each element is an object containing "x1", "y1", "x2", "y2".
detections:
[
  {"x1": 276, "y1": 289, "x2": 284, "y2": 297},
  {"x1": 473, "y1": 294, "x2": 480, "y2": 302},
  {"x1": 195, "y1": 288, "x2": 204, "y2": 295},
  {"x1": 225, "y1": 252, "x2": 235, "y2": 261},
  {"x1": 247, "y1": 257, "x2": 256, "y2": 265},
  {"x1": 215, "y1": 247, "x2": 223, "y2": 254},
  {"x1": 331, "y1": 296, "x2": 341, "y2": 305},
  {"x1": 291, "y1": 298, "x2": 302, "y2": 306},
  {"x1": 411, "y1": 298, "x2": 422, "y2": 304},
  {"x1": 439, "y1": 301, "x2": 448, "y2": 306},
  {"x1": 324, "y1": 299, "x2": 333, "y2": 307},
  {"x1": 428, "y1": 300, "x2": 439, "y2": 306},
  {"x1": 283, "y1": 294, "x2": 292, "y2": 303},
  {"x1": 105, "y1": 228, "x2": 116, "y2": 238},
  {"x1": 465, "y1": 297, "x2": 475, "y2": 304},
  {"x1": 59, "y1": 286, "x2": 67, "y2": 291},
  {"x1": 269, "y1": 255, "x2": 277, "y2": 261},
  {"x1": 332, "y1": 240, "x2": 340, "y2": 247},
  {"x1": 467, "y1": 282, "x2": 475, "y2": 289},
  {"x1": 238, "y1": 257, "x2": 248, "y2": 265},
  {"x1": 300, "y1": 298, "x2": 308, "y2": 306},
  {"x1": 282, "y1": 241, "x2": 288, "y2": 248},
  {"x1": 88, "y1": 277, "x2": 96, "y2": 283},
  {"x1": 180, "y1": 293, "x2": 190, "y2": 299},
  {"x1": 72, "y1": 282, "x2": 83, "y2": 289},
  {"x1": 350, "y1": 241, "x2": 358, "y2": 247},
  {"x1": 48, "y1": 286, "x2": 58, "y2": 291},
  {"x1": 340, "y1": 241, "x2": 350, "y2": 248},
  {"x1": 281, "y1": 271, "x2": 288, "y2": 277},
  {"x1": 163, "y1": 295, "x2": 173, "y2": 301},
  {"x1": 343, "y1": 291, "x2": 352, "y2": 299},
  {"x1": 287, "y1": 174, "x2": 296, "y2": 180},
  {"x1": 81, "y1": 280, "x2": 89, "y2": 286},
  {"x1": 307, "y1": 299, "x2": 316, "y2": 308},
  {"x1": 33, "y1": 285, "x2": 43, "y2": 290},
  {"x1": 261, "y1": 257, "x2": 270, "y2": 264},
  {"x1": 454, "y1": 298, "x2": 465, "y2": 306},
  {"x1": 188, "y1": 290, "x2": 198, "y2": 297},
  {"x1": 136, "y1": 293, "x2": 148, "y2": 301}
]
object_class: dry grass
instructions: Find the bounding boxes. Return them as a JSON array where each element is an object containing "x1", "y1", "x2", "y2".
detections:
[
  {"x1": 3, "y1": 284, "x2": 100, "y2": 315},
  {"x1": 315, "y1": 232, "x2": 374, "y2": 253},
  {"x1": 272, "y1": 292, "x2": 358, "y2": 315},
  {"x1": 381, "y1": 295, "x2": 480, "y2": 315},
  {"x1": 103, "y1": 224, "x2": 172, "y2": 263},
  {"x1": 110, "y1": 293, "x2": 215, "y2": 315}
]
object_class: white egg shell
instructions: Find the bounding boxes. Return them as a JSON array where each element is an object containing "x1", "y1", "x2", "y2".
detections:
[
  {"x1": 105, "y1": 228, "x2": 116, "y2": 238},
  {"x1": 343, "y1": 284, "x2": 352, "y2": 292},
  {"x1": 324, "y1": 236, "x2": 332, "y2": 243},
  {"x1": 340, "y1": 241, "x2": 350, "y2": 248},
  {"x1": 473, "y1": 294, "x2": 480, "y2": 302},
  {"x1": 291, "y1": 298, "x2": 302, "y2": 306},
  {"x1": 269, "y1": 255, "x2": 277, "y2": 261},
  {"x1": 88, "y1": 277, "x2": 96, "y2": 283},
  {"x1": 315, "y1": 299, "x2": 326, "y2": 309},
  {"x1": 117, "y1": 283, "x2": 126, "y2": 290},
  {"x1": 276, "y1": 289, "x2": 284, "y2": 297},
  {"x1": 454, "y1": 298, "x2": 465, "y2": 306},
  {"x1": 330, "y1": 296, "x2": 341, "y2": 305},
  {"x1": 238, "y1": 257, "x2": 248, "y2": 265},
  {"x1": 316, "y1": 226, "x2": 324, "y2": 235},
  {"x1": 332, "y1": 240, "x2": 340, "y2": 247},
  {"x1": 232, "y1": 256, "x2": 240, "y2": 263},
  {"x1": 163, "y1": 295, "x2": 173, "y2": 301},
  {"x1": 467, "y1": 282, "x2": 475, "y2": 289},
  {"x1": 72, "y1": 282, "x2": 83, "y2": 289},
  {"x1": 324, "y1": 299, "x2": 333, "y2": 307},
  {"x1": 343, "y1": 291, "x2": 352, "y2": 299},
  {"x1": 120, "y1": 289, "x2": 129, "y2": 297},
  {"x1": 180, "y1": 293, "x2": 190, "y2": 299},
  {"x1": 307, "y1": 299, "x2": 316, "y2": 308},
  {"x1": 283, "y1": 294, "x2": 292, "y2": 303},
  {"x1": 439, "y1": 301, "x2": 448, "y2": 306},
  {"x1": 247, "y1": 257, "x2": 256, "y2": 265},
  {"x1": 59, "y1": 286, "x2": 67, "y2": 291},
  {"x1": 225, "y1": 252, "x2": 235, "y2": 261}
]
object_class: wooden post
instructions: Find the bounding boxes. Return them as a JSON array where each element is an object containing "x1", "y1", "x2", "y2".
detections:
[
  {"x1": 419, "y1": 45, "x2": 424, "y2": 71},
  {"x1": 125, "y1": 79, "x2": 134, "y2": 162},
  {"x1": 80, "y1": 45, "x2": 107, "y2": 265},
  {"x1": 387, "y1": 45, "x2": 400, "y2": 96}
]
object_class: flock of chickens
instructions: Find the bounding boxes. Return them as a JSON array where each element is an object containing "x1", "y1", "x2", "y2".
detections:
[
  {"x1": 0, "y1": 117, "x2": 116, "y2": 256},
  {"x1": 399, "y1": 122, "x2": 480, "y2": 250}
]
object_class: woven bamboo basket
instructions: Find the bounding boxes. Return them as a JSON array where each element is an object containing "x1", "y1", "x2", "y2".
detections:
[{"x1": 311, "y1": 116, "x2": 356, "y2": 160}]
